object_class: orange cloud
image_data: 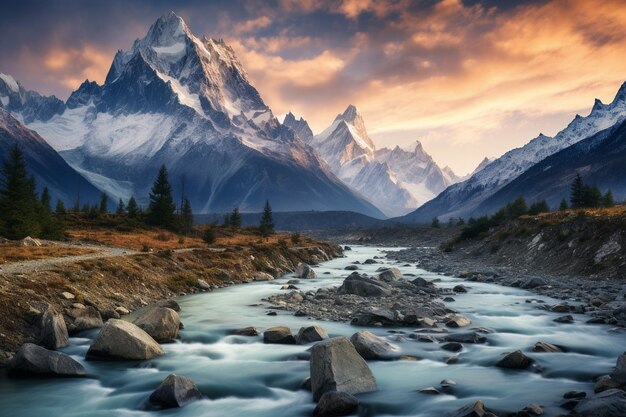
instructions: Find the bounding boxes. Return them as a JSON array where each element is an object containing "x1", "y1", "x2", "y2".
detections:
[
  {"x1": 233, "y1": 16, "x2": 272, "y2": 34},
  {"x1": 43, "y1": 45, "x2": 111, "y2": 89}
]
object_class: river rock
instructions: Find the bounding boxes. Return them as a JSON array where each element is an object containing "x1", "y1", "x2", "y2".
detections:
[
  {"x1": 344, "y1": 265, "x2": 359, "y2": 271},
  {"x1": 363, "y1": 259, "x2": 377, "y2": 264},
  {"x1": 338, "y1": 273, "x2": 390, "y2": 297},
  {"x1": 69, "y1": 305, "x2": 103, "y2": 333},
  {"x1": 446, "y1": 315, "x2": 471, "y2": 328},
  {"x1": 377, "y1": 267, "x2": 402, "y2": 282},
  {"x1": 453, "y1": 285, "x2": 468, "y2": 293},
  {"x1": 313, "y1": 391, "x2": 359, "y2": 417},
  {"x1": 254, "y1": 272, "x2": 274, "y2": 281},
  {"x1": 419, "y1": 387, "x2": 440, "y2": 395},
  {"x1": 297, "y1": 325, "x2": 329, "y2": 344},
  {"x1": 519, "y1": 403, "x2": 543, "y2": 415},
  {"x1": 496, "y1": 350, "x2": 533, "y2": 369},
  {"x1": 610, "y1": 352, "x2": 626, "y2": 384},
  {"x1": 443, "y1": 332, "x2": 487, "y2": 344},
  {"x1": 8, "y1": 343, "x2": 86, "y2": 377},
  {"x1": 350, "y1": 309, "x2": 398, "y2": 326},
  {"x1": 263, "y1": 326, "x2": 296, "y2": 344},
  {"x1": 233, "y1": 326, "x2": 259, "y2": 336},
  {"x1": 155, "y1": 299, "x2": 180, "y2": 312},
  {"x1": 134, "y1": 307, "x2": 180, "y2": 343},
  {"x1": 532, "y1": 342, "x2": 563, "y2": 353},
  {"x1": 38, "y1": 304, "x2": 69, "y2": 349},
  {"x1": 148, "y1": 374, "x2": 203, "y2": 409},
  {"x1": 522, "y1": 277, "x2": 547, "y2": 289},
  {"x1": 574, "y1": 389, "x2": 626, "y2": 417},
  {"x1": 310, "y1": 337, "x2": 378, "y2": 401},
  {"x1": 450, "y1": 400, "x2": 496, "y2": 417},
  {"x1": 553, "y1": 315, "x2": 574, "y2": 323},
  {"x1": 594, "y1": 375, "x2": 620, "y2": 393},
  {"x1": 442, "y1": 342, "x2": 463, "y2": 352},
  {"x1": 296, "y1": 263, "x2": 316, "y2": 279},
  {"x1": 86, "y1": 319, "x2": 165, "y2": 360},
  {"x1": 115, "y1": 306, "x2": 130, "y2": 315},
  {"x1": 350, "y1": 331, "x2": 397, "y2": 359}
]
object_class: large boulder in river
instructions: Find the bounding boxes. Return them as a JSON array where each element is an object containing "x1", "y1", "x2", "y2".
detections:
[
  {"x1": 148, "y1": 374, "x2": 203, "y2": 409},
  {"x1": 8, "y1": 343, "x2": 85, "y2": 377},
  {"x1": 313, "y1": 391, "x2": 359, "y2": 417},
  {"x1": 155, "y1": 299, "x2": 180, "y2": 312},
  {"x1": 377, "y1": 267, "x2": 402, "y2": 282},
  {"x1": 297, "y1": 325, "x2": 328, "y2": 345},
  {"x1": 338, "y1": 273, "x2": 390, "y2": 297},
  {"x1": 310, "y1": 337, "x2": 378, "y2": 401},
  {"x1": 86, "y1": 319, "x2": 165, "y2": 361},
  {"x1": 450, "y1": 400, "x2": 497, "y2": 417},
  {"x1": 350, "y1": 331, "x2": 397, "y2": 360},
  {"x1": 296, "y1": 263, "x2": 316, "y2": 279},
  {"x1": 496, "y1": 350, "x2": 533, "y2": 369},
  {"x1": 263, "y1": 326, "x2": 296, "y2": 344},
  {"x1": 610, "y1": 352, "x2": 626, "y2": 384},
  {"x1": 446, "y1": 315, "x2": 471, "y2": 328},
  {"x1": 134, "y1": 307, "x2": 180, "y2": 343},
  {"x1": 574, "y1": 389, "x2": 626, "y2": 417},
  {"x1": 38, "y1": 304, "x2": 69, "y2": 349}
]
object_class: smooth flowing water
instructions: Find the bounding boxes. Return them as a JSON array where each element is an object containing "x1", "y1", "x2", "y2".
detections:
[{"x1": 0, "y1": 246, "x2": 623, "y2": 417}]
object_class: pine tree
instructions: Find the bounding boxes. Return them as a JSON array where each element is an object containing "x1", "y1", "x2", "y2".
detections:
[
  {"x1": 179, "y1": 198, "x2": 193, "y2": 234},
  {"x1": 431, "y1": 217, "x2": 440, "y2": 228},
  {"x1": 259, "y1": 200, "x2": 274, "y2": 237},
  {"x1": 0, "y1": 145, "x2": 40, "y2": 239},
  {"x1": 528, "y1": 200, "x2": 549, "y2": 215},
  {"x1": 56, "y1": 200, "x2": 66, "y2": 214},
  {"x1": 570, "y1": 174, "x2": 585, "y2": 208},
  {"x1": 40, "y1": 187, "x2": 51, "y2": 212},
  {"x1": 223, "y1": 213, "x2": 231, "y2": 227},
  {"x1": 582, "y1": 185, "x2": 601, "y2": 208},
  {"x1": 127, "y1": 196, "x2": 139, "y2": 218},
  {"x1": 559, "y1": 198, "x2": 568, "y2": 211},
  {"x1": 603, "y1": 189, "x2": 615, "y2": 207},
  {"x1": 99, "y1": 192, "x2": 108, "y2": 214},
  {"x1": 116, "y1": 198, "x2": 126, "y2": 215},
  {"x1": 229, "y1": 207, "x2": 242, "y2": 228},
  {"x1": 148, "y1": 165, "x2": 176, "y2": 229}
]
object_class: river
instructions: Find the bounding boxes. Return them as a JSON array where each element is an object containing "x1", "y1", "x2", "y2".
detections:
[{"x1": 0, "y1": 246, "x2": 623, "y2": 416}]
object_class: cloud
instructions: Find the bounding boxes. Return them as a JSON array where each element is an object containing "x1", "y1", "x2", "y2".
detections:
[
  {"x1": 42, "y1": 45, "x2": 113, "y2": 89},
  {"x1": 233, "y1": 16, "x2": 272, "y2": 34}
]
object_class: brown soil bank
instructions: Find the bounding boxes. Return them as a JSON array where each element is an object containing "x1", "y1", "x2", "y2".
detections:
[{"x1": 0, "y1": 234, "x2": 341, "y2": 357}]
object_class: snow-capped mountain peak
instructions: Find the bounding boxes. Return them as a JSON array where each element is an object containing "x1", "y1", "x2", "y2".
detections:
[
  {"x1": 0, "y1": 73, "x2": 19, "y2": 94},
  {"x1": 283, "y1": 111, "x2": 313, "y2": 141}
]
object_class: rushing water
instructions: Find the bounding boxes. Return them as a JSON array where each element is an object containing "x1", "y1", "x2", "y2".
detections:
[{"x1": 0, "y1": 246, "x2": 623, "y2": 417}]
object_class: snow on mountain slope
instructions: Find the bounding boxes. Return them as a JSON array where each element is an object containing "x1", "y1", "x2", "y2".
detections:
[
  {"x1": 14, "y1": 13, "x2": 383, "y2": 217},
  {"x1": 400, "y1": 81, "x2": 626, "y2": 223},
  {"x1": 283, "y1": 112, "x2": 313, "y2": 141},
  {"x1": 0, "y1": 73, "x2": 64, "y2": 123}
]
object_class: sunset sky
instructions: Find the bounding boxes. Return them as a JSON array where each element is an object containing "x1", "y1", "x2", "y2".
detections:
[{"x1": 2, "y1": 0, "x2": 626, "y2": 174}]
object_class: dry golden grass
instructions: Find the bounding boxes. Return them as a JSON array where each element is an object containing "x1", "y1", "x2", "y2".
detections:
[
  {"x1": 523, "y1": 204, "x2": 626, "y2": 224},
  {"x1": 67, "y1": 228, "x2": 205, "y2": 251},
  {"x1": 0, "y1": 245, "x2": 98, "y2": 264}
]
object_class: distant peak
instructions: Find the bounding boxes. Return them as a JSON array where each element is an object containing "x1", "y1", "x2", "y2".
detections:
[
  {"x1": 338, "y1": 104, "x2": 360, "y2": 122},
  {"x1": 611, "y1": 80, "x2": 626, "y2": 105},
  {"x1": 592, "y1": 98, "x2": 605, "y2": 111},
  {"x1": 144, "y1": 12, "x2": 190, "y2": 46},
  {"x1": 0, "y1": 72, "x2": 20, "y2": 93},
  {"x1": 413, "y1": 140, "x2": 424, "y2": 154}
]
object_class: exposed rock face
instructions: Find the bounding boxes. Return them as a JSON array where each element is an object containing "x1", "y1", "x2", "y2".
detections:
[
  {"x1": 297, "y1": 325, "x2": 329, "y2": 345},
  {"x1": 313, "y1": 391, "x2": 359, "y2": 417},
  {"x1": 38, "y1": 305, "x2": 69, "y2": 350},
  {"x1": 148, "y1": 374, "x2": 203, "y2": 409},
  {"x1": 296, "y1": 263, "x2": 316, "y2": 279},
  {"x1": 8, "y1": 343, "x2": 85, "y2": 377},
  {"x1": 68, "y1": 305, "x2": 104, "y2": 333},
  {"x1": 350, "y1": 331, "x2": 397, "y2": 360},
  {"x1": 310, "y1": 337, "x2": 377, "y2": 401},
  {"x1": 496, "y1": 350, "x2": 533, "y2": 369},
  {"x1": 263, "y1": 326, "x2": 296, "y2": 344},
  {"x1": 574, "y1": 389, "x2": 626, "y2": 417},
  {"x1": 338, "y1": 273, "x2": 390, "y2": 297},
  {"x1": 134, "y1": 307, "x2": 180, "y2": 343},
  {"x1": 86, "y1": 319, "x2": 165, "y2": 360},
  {"x1": 610, "y1": 352, "x2": 626, "y2": 384}
]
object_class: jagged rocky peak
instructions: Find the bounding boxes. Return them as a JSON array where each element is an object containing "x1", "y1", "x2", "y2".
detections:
[
  {"x1": 283, "y1": 111, "x2": 313, "y2": 141},
  {"x1": 0, "y1": 73, "x2": 64, "y2": 123},
  {"x1": 333, "y1": 104, "x2": 375, "y2": 151}
]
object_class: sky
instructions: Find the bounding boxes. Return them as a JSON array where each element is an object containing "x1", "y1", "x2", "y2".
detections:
[{"x1": 2, "y1": 0, "x2": 626, "y2": 174}]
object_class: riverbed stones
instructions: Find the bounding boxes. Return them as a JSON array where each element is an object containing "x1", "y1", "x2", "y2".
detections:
[
  {"x1": 155, "y1": 299, "x2": 180, "y2": 312},
  {"x1": 442, "y1": 342, "x2": 463, "y2": 352},
  {"x1": 297, "y1": 325, "x2": 329, "y2": 344},
  {"x1": 574, "y1": 389, "x2": 626, "y2": 417},
  {"x1": 453, "y1": 284, "x2": 468, "y2": 293},
  {"x1": 377, "y1": 267, "x2": 402, "y2": 282},
  {"x1": 134, "y1": 307, "x2": 180, "y2": 343},
  {"x1": 263, "y1": 326, "x2": 296, "y2": 344},
  {"x1": 69, "y1": 305, "x2": 104, "y2": 333},
  {"x1": 8, "y1": 343, "x2": 85, "y2": 377},
  {"x1": 86, "y1": 319, "x2": 165, "y2": 361},
  {"x1": 450, "y1": 400, "x2": 496, "y2": 417},
  {"x1": 350, "y1": 331, "x2": 397, "y2": 360},
  {"x1": 313, "y1": 391, "x2": 359, "y2": 417},
  {"x1": 310, "y1": 337, "x2": 378, "y2": 401},
  {"x1": 338, "y1": 273, "x2": 390, "y2": 297},
  {"x1": 522, "y1": 277, "x2": 547, "y2": 289},
  {"x1": 610, "y1": 352, "x2": 626, "y2": 384},
  {"x1": 446, "y1": 315, "x2": 471, "y2": 328},
  {"x1": 344, "y1": 265, "x2": 359, "y2": 270},
  {"x1": 418, "y1": 387, "x2": 440, "y2": 395},
  {"x1": 532, "y1": 341, "x2": 563, "y2": 353},
  {"x1": 38, "y1": 304, "x2": 69, "y2": 349},
  {"x1": 115, "y1": 306, "x2": 130, "y2": 315},
  {"x1": 594, "y1": 375, "x2": 620, "y2": 393},
  {"x1": 443, "y1": 332, "x2": 487, "y2": 344},
  {"x1": 148, "y1": 374, "x2": 203, "y2": 409},
  {"x1": 553, "y1": 315, "x2": 574, "y2": 324},
  {"x1": 233, "y1": 326, "x2": 259, "y2": 336},
  {"x1": 496, "y1": 350, "x2": 533, "y2": 369},
  {"x1": 296, "y1": 263, "x2": 316, "y2": 279}
]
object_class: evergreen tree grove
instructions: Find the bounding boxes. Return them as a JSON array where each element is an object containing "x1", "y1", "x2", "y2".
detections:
[
  {"x1": 229, "y1": 207, "x2": 242, "y2": 228},
  {"x1": 179, "y1": 198, "x2": 193, "y2": 234},
  {"x1": 99, "y1": 192, "x2": 108, "y2": 214},
  {"x1": 148, "y1": 165, "x2": 176, "y2": 229},
  {"x1": 259, "y1": 200, "x2": 274, "y2": 237},
  {"x1": 570, "y1": 174, "x2": 585, "y2": 208},
  {"x1": 127, "y1": 196, "x2": 139, "y2": 218},
  {"x1": 116, "y1": 198, "x2": 126, "y2": 215}
]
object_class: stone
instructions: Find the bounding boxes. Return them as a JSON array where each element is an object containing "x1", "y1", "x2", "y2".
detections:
[
  {"x1": 574, "y1": 389, "x2": 626, "y2": 417},
  {"x1": 263, "y1": 326, "x2": 296, "y2": 344},
  {"x1": 411, "y1": 277, "x2": 432, "y2": 287},
  {"x1": 197, "y1": 279, "x2": 211, "y2": 290},
  {"x1": 442, "y1": 342, "x2": 463, "y2": 352},
  {"x1": 440, "y1": 379, "x2": 457, "y2": 389},
  {"x1": 338, "y1": 273, "x2": 390, "y2": 297},
  {"x1": 60, "y1": 291, "x2": 75, "y2": 300},
  {"x1": 553, "y1": 315, "x2": 574, "y2": 324},
  {"x1": 445, "y1": 355, "x2": 459, "y2": 364},
  {"x1": 350, "y1": 331, "x2": 397, "y2": 360},
  {"x1": 297, "y1": 325, "x2": 329, "y2": 345},
  {"x1": 418, "y1": 387, "x2": 440, "y2": 395},
  {"x1": 551, "y1": 303, "x2": 571, "y2": 313},
  {"x1": 453, "y1": 285, "x2": 468, "y2": 293},
  {"x1": 8, "y1": 343, "x2": 85, "y2": 377},
  {"x1": 496, "y1": 350, "x2": 533, "y2": 369},
  {"x1": 594, "y1": 375, "x2": 620, "y2": 393},
  {"x1": 377, "y1": 267, "x2": 402, "y2": 282},
  {"x1": 310, "y1": 337, "x2": 378, "y2": 401},
  {"x1": 21, "y1": 236, "x2": 41, "y2": 246},
  {"x1": 450, "y1": 400, "x2": 493, "y2": 417},
  {"x1": 38, "y1": 304, "x2": 69, "y2": 350},
  {"x1": 115, "y1": 306, "x2": 130, "y2": 315},
  {"x1": 563, "y1": 391, "x2": 587, "y2": 399},
  {"x1": 86, "y1": 319, "x2": 165, "y2": 361},
  {"x1": 443, "y1": 297, "x2": 456, "y2": 302},
  {"x1": 296, "y1": 263, "x2": 316, "y2": 279},
  {"x1": 254, "y1": 272, "x2": 274, "y2": 281},
  {"x1": 313, "y1": 391, "x2": 359, "y2": 417},
  {"x1": 155, "y1": 299, "x2": 180, "y2": 312},
  {"x1": 344, "y1": 265, "x2": 359, "y2": 271},
  {"x1": 101, "y1": 309, "x2": 120, "y2": 321},
  {"x1": 69, "y1": 305, "x2": 104, "y2": 333},
  {"x1": 443, "y1": 332, "x2": 487, "y2": 344},
  {"x1": 532, "y1": 342, "x2": 563, "y2": 353},
  {"x1": 446, "y1": 315, "x2": 471, "y2": 328},
  {"x1": 148, "y1": 374, "x2": 203, "y2": 409},
  {"x1": 134, "y1": 307, "x2": 180, "y2": 343},
  {"x1": 610, "y1": 352, "x2": 626, "y2": 384},
  {"x1": 363, "y1": 259, "x2": 377, "y2": 264},
  {"x1": 232, "y1": 326, "x2": 259, "y2": 336},
  {"x1": 520, "y1": 404, "x2": 543, "y2": 415},
  {"x1": 522, "y1": 277, "x2": 547, "y2": 289}
]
